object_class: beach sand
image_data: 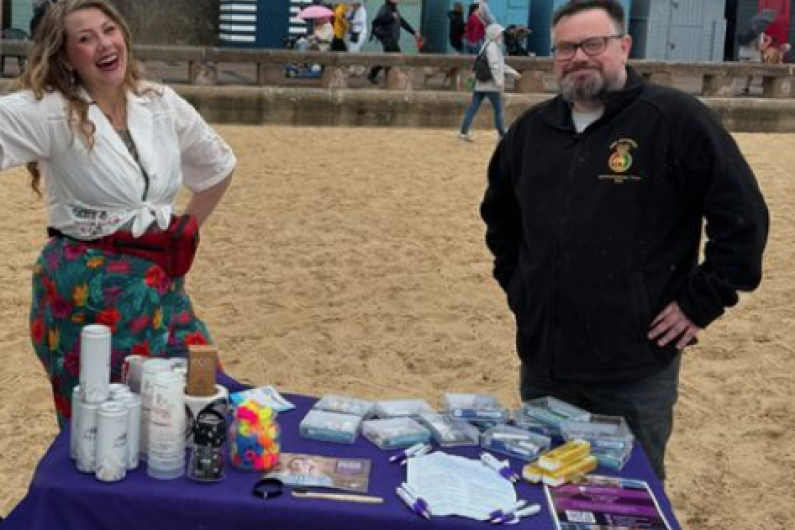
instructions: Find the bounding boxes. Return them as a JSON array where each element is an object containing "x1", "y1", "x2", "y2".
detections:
[{"x1": 0, "y1": 127, "x2": 792, "y2": 530}]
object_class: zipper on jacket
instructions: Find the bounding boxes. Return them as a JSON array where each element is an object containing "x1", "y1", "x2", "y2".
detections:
[{"x1": 549, "y1": 136, "x2": 584, "y2": 378}]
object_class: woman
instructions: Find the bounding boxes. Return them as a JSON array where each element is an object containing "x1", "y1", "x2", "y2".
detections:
[
  {"x1": 458, "y1": 24, "x2": 520, "y2": 142},
  {"x1": 463, "y1": 3, "x2": 485, "y2": 54},
  {"x1": 345, "y1": 1, "x2": 368, "y2": 54},
  {"x1": 0, "y1": 0, "x2": 236, "y2": 427}
]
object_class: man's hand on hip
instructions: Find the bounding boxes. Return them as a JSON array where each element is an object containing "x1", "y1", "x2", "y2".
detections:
[{"x1": 648, "y1": 301, "x2": 701, "y2": 350}]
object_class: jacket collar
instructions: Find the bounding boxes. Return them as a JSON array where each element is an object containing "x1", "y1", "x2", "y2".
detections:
[{"x1": 542, "y1": 66, "x2": 646, "y2": 132}]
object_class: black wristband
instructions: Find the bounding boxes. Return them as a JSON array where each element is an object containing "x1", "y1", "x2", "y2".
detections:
[{"x1": 252, "y1": 478, "x2": 284, "y2": 499}]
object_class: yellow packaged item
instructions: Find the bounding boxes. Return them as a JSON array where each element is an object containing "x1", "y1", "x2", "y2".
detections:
[
  {"x1": 538, "y1": 440, "x2": 591, "y2": 471},
  {"x1": 521, "y1": 462, "x2": 545, "y2": 484},
  {"x1": 543, "y1": 455, "x2": 598, "y2": 487}
]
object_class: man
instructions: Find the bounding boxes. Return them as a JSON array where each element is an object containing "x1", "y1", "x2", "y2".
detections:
[
  {"x1": 367, "y1": 0, "x2": 422, "y2": 84},
  {"x1": 480, "y1": 0, "x2": 768, "y2": 480}
]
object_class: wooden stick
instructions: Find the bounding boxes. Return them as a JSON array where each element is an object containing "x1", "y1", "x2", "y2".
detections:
[{"x1": 291, "y1": 489, "x2": 384, "y2": 505}]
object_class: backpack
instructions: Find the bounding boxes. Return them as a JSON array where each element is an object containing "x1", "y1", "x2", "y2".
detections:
[{"x1": 473, "y1": 44, "x2": 493, "y2": 82}]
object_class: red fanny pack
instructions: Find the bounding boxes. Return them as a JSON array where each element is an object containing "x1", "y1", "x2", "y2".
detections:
[{"x1": 49, "y1": 214, "x2": 200, "y2": 277}]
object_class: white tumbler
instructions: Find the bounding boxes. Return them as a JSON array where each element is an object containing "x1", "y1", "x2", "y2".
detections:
[
  {"x1": 79, "y1": 325, "x2": 111, "y2": 404},
  {"x1": 147, "y1": 371, "x2": 187, "y2": 480},
  {"x1": 95, "y1": 401, "x2": 128, "y2": 483},
  {"x1": 138, "y1": 358, "x2": 172, "y2": 462}
]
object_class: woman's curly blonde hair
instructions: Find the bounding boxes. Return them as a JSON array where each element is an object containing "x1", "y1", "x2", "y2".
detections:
[{"x1": 18, "y1": 0, "x2": 148, "y2": 195}]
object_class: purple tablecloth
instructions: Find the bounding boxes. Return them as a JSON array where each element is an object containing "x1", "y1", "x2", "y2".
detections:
[{"x1": 4, "y1": 378, "x2": 681, "y2": 530}]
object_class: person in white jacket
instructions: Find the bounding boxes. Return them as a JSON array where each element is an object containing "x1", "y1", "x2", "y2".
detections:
[
  {"x1": 459, "y1": 24, "x2": 520, "y2": 141},
  {"x1": 0, "y1": 0, "x2": 236, "y2": 428},
  {"x1": 346, "y1": 1, "x2": 368, "y2": 53}
]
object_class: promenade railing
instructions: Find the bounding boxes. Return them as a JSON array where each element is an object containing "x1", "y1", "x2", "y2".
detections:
[{"x1": 2, "y1": 40, "x2": 795, "y2": 98}]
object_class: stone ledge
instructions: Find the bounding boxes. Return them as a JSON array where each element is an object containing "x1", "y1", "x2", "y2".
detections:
[{"x1": 2, "y1": 80, "x2": 794, "y2": 132}]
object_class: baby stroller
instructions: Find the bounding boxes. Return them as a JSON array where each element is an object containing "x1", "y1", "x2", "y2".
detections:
[
  {"x1": 504, "y1": 25, "x2": 534, "y2": 57},
  {"x1": 283, "y1": 34, "x2": 323, "y2": 79}
]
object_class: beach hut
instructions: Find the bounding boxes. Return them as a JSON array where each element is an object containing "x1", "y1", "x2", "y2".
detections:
[
  {"x1": 527, "y1": 0, "x2": 632, "y2": 56},
  {"x1": 218, "y1": 0, "x2": 292, "y2": 48},
  {"x1": 629, "y1": 0, "x2": 726, "y2": 61},
  {"x1": 421, "y1": 0, "x2": 532, "y2": 54}
]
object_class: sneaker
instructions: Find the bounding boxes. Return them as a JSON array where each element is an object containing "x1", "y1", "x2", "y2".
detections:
[{"x1": 458, "y1": 132, "x2": 474, "y2": 142}]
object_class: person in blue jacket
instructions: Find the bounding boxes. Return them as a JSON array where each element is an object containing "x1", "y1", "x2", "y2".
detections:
[{"x1": 480, "y1": 0, "x2": 769, "y2": 480}]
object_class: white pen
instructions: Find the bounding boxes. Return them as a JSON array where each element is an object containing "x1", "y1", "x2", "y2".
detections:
[
  {"x1": 489, "y1": 500, "x2": 529, "y2": 521},
  {"x1": 494, "y1": 504, "x2": 542, "y2": 524},
  {"x1": 481, "y1": 452, "x2": 519, "y2": 482},
  {"x1": 396, "y1": 486, "x2": 431, "y2": 519},
  {"x1": 399, "y1": 444, "x2": 432, "y2": 465},
  {"x1": 389, "y1": 442, "x2": 428, "y2": 463}
]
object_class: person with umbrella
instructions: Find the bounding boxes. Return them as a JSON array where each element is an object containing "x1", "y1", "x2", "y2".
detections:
[
  {"x1": 297, "y1": 5, "x2": 335, "y2": 52},
  {"x1": 737, "y1": 8, "x2": 776, "y2": 94}
]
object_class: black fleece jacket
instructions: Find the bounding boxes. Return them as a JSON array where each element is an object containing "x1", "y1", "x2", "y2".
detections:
[{"x1": 481, "y1": 67, "x2": 769, "y2": 382}]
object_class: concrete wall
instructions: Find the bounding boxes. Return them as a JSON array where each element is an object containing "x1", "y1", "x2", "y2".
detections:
[
  {"x1": 173, "y1": 85, "x2": 795, "y2": 133},
  {"x1": 114, "y1": 0, "x2": 220, "y2": 46},
  {"x1": 2, "y1": 79, "x2": 794, "y2": 132}
]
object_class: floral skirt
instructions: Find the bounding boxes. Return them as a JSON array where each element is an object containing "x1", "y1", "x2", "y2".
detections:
[{"x1": 30, "y1": 237, "x2": 212, "y2": 428}]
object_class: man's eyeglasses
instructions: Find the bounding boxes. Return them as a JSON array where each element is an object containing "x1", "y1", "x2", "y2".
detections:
[{"x1": 551, "y1": 35, "x2": 624, "y2": 60}]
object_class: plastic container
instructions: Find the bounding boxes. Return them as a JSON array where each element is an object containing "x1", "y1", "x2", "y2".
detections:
[
  {"x1": 480, "y1": 424, "x2": 551, "y2": 461},
  {"x1": 299, "y1": 410, "x2": 362, "y2": 444},
  {"x1": 228, "y1": 400, "x2": 281, "y2": 471},
  {"x1": 313, "y1": 395, "x2": 374, "y2": 418},
  {"x1": 416, "y1": 412, "x2": 481, "y2": 447},
  {"x1": 372, "y1": 399, "x2": 435, "y2": 419},
  {"x1": 443, "y1": 393, "x2": 510, "y2": 421},
  {"x1": 362, "y1": 417, "x2": 432, "y2": 449},
  {"x1": 519, "y1": 396, "x2": 590, "y2": 430}
]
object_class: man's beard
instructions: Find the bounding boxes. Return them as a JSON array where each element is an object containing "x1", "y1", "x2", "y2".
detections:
[{"x1": 558, "y1": 67, "x2": 609, "y2": 103}]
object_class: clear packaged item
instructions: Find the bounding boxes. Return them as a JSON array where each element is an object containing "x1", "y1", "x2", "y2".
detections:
[
  {"x1": 372, "y1": 399, "x2": 435, "y2": 419},
  {"x1": 313, "y1": 395, "x2": 374, "y2": 418},
  {"x1": 416, "y1": 412, "x2": 481, "y2": 447},
  {"x1": 299, "y1": 409, "x2": 362, "y2": 444},
  {"x1": 362, "y1": 417, "x2": 432, "y2": 449},
  {"x1": 480, "y1": 424, "x2": 551, "y2": 461},
  {"x1": 519, "y1": 396, "x2": 590, "y2": 430},
  {"x1": 443, "y1": 393, "x2": 510, "y2": 421},
  {"x1": 592, "y1": 444, "x2": 633, "y2": 471},
  {"x1": 511, "y1": 410, "x2": 560, "y2": 438},
  {"x1": 560, "y1": 414, "x2": 634, "y2": 453}
]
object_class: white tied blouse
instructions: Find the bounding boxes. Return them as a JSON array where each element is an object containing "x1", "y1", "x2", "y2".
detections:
[{"x1": 0, "y1": 84, "x2": 236, "y2": 239}]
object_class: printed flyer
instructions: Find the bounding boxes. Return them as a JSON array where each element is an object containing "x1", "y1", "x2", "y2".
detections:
[
  {"x1": 546, "y1": 475, "x2": 673, "y2": 530},
  {"x1": 265, "y1": 453, "x2": 371, "y2": 493}
]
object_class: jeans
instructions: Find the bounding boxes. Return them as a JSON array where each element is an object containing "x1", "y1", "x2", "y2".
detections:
[
  {"x1": 460, "y1": 91, "x2": 505, "y2": 136},
  {"x1": 520, "y1": 355, "x2": 682, "y2": 481}
]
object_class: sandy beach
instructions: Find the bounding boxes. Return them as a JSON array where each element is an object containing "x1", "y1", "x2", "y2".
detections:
[{"x1": 0, "y1": 126, "x2": 792, "y2": 530}]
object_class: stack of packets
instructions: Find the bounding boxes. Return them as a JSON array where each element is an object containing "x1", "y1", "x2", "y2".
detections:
[
  {"x1": 298, "y1": 395, "x2": 375, "y2": 444},
  {"x1": 522, "y1": 440, "x2": 597, "y2": 487}
]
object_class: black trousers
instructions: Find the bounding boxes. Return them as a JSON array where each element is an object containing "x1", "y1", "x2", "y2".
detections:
[{"x1": 368, "y1": 40, "x2": 401, "y2": 80}]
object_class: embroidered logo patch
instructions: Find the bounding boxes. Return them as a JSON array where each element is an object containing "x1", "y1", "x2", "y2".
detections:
[
  {"x1": 608, "y1": 138, "x2": 636, "y2": 173},
  {"x1": 599, "y1": 138, "x2": 641, "y2": 184}
]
